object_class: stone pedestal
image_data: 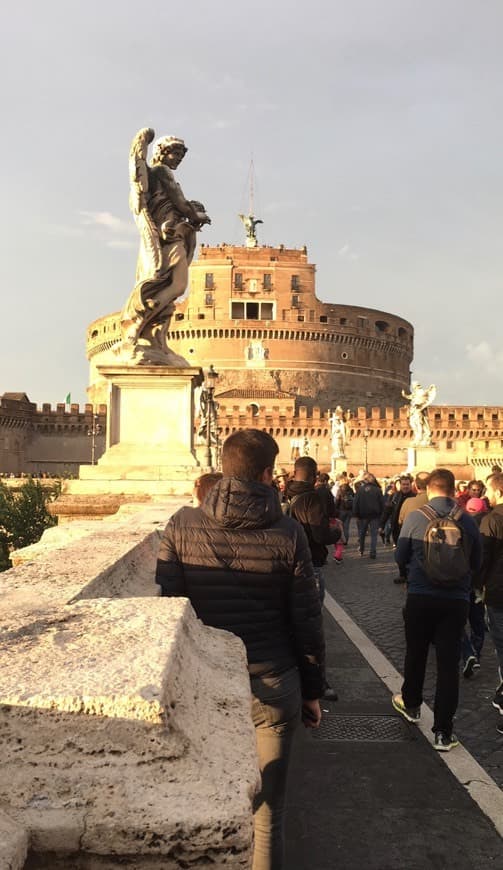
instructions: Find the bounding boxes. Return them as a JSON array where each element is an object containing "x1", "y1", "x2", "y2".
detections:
[
  {"x1": 331, "y1": 456, "x2": 348, "y2": 477},
  {"x1": 71, "y1": 365, "x2": 203, "y2": 497},
  {"x1": 407, "y1": 445, "x2": 438, "y2": 474}
]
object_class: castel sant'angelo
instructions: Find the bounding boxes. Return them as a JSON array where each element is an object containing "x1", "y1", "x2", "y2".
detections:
[{"x1": 1, "y1": 222, "x2": 502, "y2": 479}]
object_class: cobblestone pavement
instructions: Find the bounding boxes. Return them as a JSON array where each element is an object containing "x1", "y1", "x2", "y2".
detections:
[{"x1": 324, "y1": 521, "x2": 503, "y2": 790}]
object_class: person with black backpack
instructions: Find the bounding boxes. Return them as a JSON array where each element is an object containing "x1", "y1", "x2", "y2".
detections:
[
  {"x1": 391, "y1": 468, "x2": 482, "y2": 752},
  {"x1": 334, "y1": 482, "x2": 355, "y2": 545}
]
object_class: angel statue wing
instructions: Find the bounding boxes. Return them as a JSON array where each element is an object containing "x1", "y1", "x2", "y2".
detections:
[
  {"x1": 425, "y1": 384, "x2": 437, "y2": 407},
  {"x1": 128, "y1": 127, "x2": 162, "y2": 277}
]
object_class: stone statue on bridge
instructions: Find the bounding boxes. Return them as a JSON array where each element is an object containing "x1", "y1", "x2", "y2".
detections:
[
  {"x1": 117, "y1": 128, "x2": 211, "y2": 364},
  {"x1": 330, "y1": 406, "x2": 347, "y2": 459},
  {"x1": 402, "y1": 381, "x2": 436, "y2": 446}
]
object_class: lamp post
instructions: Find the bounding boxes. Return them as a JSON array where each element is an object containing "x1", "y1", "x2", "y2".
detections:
[
  {"x1": 87, "y1": 411, "x2": 102, "y2": 466},
  {"x1": 363, "y1": 428, "x2": 371, "y2": 472},
  {"x1": 204, "y1": 365, "x2": 219, "y2": 470}
]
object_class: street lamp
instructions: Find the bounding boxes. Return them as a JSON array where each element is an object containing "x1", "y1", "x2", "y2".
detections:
[
  {"x1": 87, "y1": 411, "x2": 102, "y2": 466},
  {"x1": 363, "y1": 428, "x2": 371, "y2": 472},
  {"x1": 204, "y1": 365, "x2": 219, "y2": 470}
]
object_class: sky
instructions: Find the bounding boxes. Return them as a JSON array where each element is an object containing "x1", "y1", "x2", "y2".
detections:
[{"x1": 2, "y1": 0, "x2": 503, "y2": 408}]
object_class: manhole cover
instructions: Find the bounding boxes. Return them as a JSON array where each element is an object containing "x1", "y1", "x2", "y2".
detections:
[{"x1": 311, "y1": 714, "x2": 414, "y2": 741}]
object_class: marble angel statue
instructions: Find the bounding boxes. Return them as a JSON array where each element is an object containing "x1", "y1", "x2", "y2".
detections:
[
  {"x1": 117, "y1": 127, "x2": 211, "y2": 363},
  {"x1": 402, "y1": 382, "x2": 437, "y2": 446}
]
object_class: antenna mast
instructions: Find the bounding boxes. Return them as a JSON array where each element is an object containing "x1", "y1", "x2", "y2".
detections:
[{"x1": 238, "y1": 157, "x2": 263, "y2": 248}]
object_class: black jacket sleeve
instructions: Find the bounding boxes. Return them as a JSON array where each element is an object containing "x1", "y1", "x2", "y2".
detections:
[
  {"x1": 294, "y1": 492, "x2": 341, "y2": 545},
  {"x1": 155, "y1": 516, "x2": 186, "y2": 597},
  {"x1": 289, "y1": 524, "x2": 326, "y2": 699}
]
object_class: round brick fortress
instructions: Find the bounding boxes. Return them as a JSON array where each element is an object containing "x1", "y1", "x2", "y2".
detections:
[{"x1": 86, "y1": 244, "x2": 413, "y2": 408}]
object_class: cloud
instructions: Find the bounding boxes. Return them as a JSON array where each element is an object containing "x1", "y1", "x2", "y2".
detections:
[
  {"x1": 212, "y1": 118, "x2": 238, "y2": 129},
  {"x1": 107, "y1": 240, "x2": 136, "y2": 250},
  {"x1": 79, "y1": 211, "x2": 136, "y2": 235},
  {"x1": 44, "y1": 224, "x2": 85, "y2": 238},
  {"x1": 466, "y1": 341, "x2": 503, "y2": 379},
  {"x1": 337, "y1": 243, "x2": 360, "y2": 261}
]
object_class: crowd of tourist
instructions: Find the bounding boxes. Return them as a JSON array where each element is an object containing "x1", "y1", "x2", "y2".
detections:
[{"x1": 155, "y1": 428, "x2": 503, "y2": 870}]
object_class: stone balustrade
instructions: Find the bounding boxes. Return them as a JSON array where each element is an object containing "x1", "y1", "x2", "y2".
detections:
[{"x1": 0, "y1": 503, "x2": 260, "y2": 868}]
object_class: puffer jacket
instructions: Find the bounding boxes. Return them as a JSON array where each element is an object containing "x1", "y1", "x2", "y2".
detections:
[
  {"x1": 478, "y1": 504, "x2": 503, "y2": 609},
  {"x1": 155, "y1": 477, "x2": 325, "y2": 699},
  {"x1": 284, "y1": 479, "x2": 340, "y2": 567}
]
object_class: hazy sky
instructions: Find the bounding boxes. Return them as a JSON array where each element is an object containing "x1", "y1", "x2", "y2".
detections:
[{"x1": 2, "y1": 0, "x2": 502, "y2": 407}]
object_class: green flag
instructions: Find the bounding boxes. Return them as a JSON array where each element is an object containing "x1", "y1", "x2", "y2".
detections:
[{"x1": 65, "y1": 392, "x2": 71, "y2": 405}]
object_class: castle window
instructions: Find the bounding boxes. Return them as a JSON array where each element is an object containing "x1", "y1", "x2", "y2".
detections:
[
  {"x1": 205, "y1": 273, "x2": 214, "y2": 289},
  {"x1": 197, "y1": 313, "x2": 205, "y2": 320},
  {"x1": 446, "y1": 441, "x2": 454, "y2": 449},
  {"x1": 291, "y1": 295, "x2": 300, "y2": 308},
  {"x1": 231, "y1": 302, "x2": 245, "y2": 319},
  {"x1": 234, "y1": 272, "x2": 243, "y2": 290},
  {"x1": 341, "y1": 352, "x2": 349, "y2": 360},
  {"x1": 320, "y1": 315, "x2": 328, "y2": 323},
  {"x1": 205, "y1": 293, "x2": 213, "y2": 306},
  {"x1": 263, "y1": 273, "x2": 272, "y2": 290},
  {"x1": 175, "y1": 312, "x2": 184, "y2": 321},
  {"x1": 448, "y1": 413, "x2": 455, "y2": 421},
  {"x1": 297, "y1": 315, "x2": 305, "y2": 322},
  {"x1": 291, "y1": 275, "x2": 300, "y2": 290},
  {"x1": 477, "y1": 414, "x2": 484, "y2": 422},
  {"x1": 340, "y1": 317, "x2": 347, "y2": 326},
  {"x1": 398, "y1": 327, "x2": 407, "y2": 339},
  {"x1": 357, "y1": 317, "x2": 367, "y2": 328},
  {"x1": 375, "y1": 320, "x2": 389, "y2": 333},
  {"x1": 231, "y1": 300, "x2": 275, "y2": 320},
  {"x1": 248, "y1": 403, "x2": 260, "y2": 417}
]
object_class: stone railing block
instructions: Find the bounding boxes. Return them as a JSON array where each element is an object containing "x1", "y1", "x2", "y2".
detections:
[{"x1": 0, "y1": 598, "x2": 259, "y2": 867}]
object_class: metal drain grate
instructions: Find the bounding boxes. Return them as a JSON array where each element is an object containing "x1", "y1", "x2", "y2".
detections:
[{"x1": 311, "y1": 714, "x2": 414, "y2": 742}]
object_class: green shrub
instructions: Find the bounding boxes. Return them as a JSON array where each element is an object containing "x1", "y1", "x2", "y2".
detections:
[{"x1": 0, "y1": 479, "x2": 58, "y2": 571}]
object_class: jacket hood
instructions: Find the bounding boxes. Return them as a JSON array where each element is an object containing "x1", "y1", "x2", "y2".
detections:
[
  {"x1": 284, "y1": 479, "x2": 315, "y2": 499},
  {"x1": 202, "y1": 476, "x2": 283, "y2": 529},
  {"x1": 428, "y1": 496, "x2": 457, "y2": 516}
]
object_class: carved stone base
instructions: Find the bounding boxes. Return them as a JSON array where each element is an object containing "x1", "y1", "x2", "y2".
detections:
[
  {"x1": 77, "y1": 365, "x2": 203, "y2": 494},
  {"x1": 407, "y1": 445, "x2": 438, "y2": 474}
]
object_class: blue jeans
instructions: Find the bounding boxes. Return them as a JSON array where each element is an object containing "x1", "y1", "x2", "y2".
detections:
[
  {"x1": 339, "y1": 510, "x2": 352, "y2": 543},
  {"x1": 487, "y1": 606, "x2": 503, "y2": 679},
  {"x1": 461, "y1": 597, "x2": 486, "y2": 664},
  {"x1": 357, "y1": 517, "x2": 380, "y2": 556},
  {"x1": 250, "y1": 667, "x2": 302, "y2": 870}
]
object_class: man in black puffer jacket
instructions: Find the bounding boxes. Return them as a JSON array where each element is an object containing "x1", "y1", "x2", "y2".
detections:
[{"x1": 156, "y1": 429, "x2": 325, "y2": 870}]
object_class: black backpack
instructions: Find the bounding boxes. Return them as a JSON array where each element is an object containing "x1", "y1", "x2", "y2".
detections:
[
  {"x1": 340, "y1": 492, "x2": 354, "y2": 511},
  {"x1": 281, "y1": 493, "x2": 303, "y2": 516},
  {"x1": 419, "y1": 504, "x2": 471, "y2": 586}
]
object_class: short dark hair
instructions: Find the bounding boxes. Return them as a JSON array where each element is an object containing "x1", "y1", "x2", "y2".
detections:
[
  {"x1": 426, "y1": 468, "x2": 455, "y2": 496},
  {"x1": 487, "y1": 472, "x2": 503, "y2": 494},
  {"x1": 221, "y1": 429, "x2": 279, "y2": 480},
  {"x1": 491, "y1": 464, "x2": 502, "y2": 473},
  {"x1": 400, "y1": 475, "x2": 412, "y2": 484},
  {"x1": 294, "y1": 456, "x2": 318, "y2": 481},
  {"x1": 194, "y1": 472, "x2": 223, "y2": 503},
  {"x1": 318, "y1": 472, "x2": 330, "y2": 484},
  {"x1": 415, "y1": 471, "x2": 430, "y2": 492}
]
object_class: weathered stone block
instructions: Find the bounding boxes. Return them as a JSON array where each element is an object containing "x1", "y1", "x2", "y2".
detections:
[{"x1": 0, "y1": 598, "x2": 259, "y2": 867}]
